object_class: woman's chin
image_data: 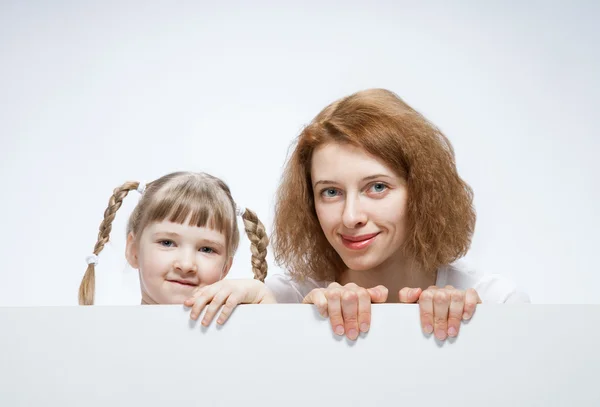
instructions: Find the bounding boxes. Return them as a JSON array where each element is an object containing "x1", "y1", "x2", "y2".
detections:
[{"x1": 341, "y1": 254, "x2": 383, "y2": 272}]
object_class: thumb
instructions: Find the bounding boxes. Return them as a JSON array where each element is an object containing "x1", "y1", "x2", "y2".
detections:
[
  {"x1": 367, "y1": 285, "x2": 389, "y2": 303},
  {"x1": 240, "y1": 281, "x2": 265, "y2": 303},
  {"x1": 258, "y1": 286, "x2": 277, "y2": 304},
  {"x1": 302, "y1": 291, "x2": 315, "y2": 304},
  {"x1": 399, "y1": 287, "x2": 422, "y2": 303}
]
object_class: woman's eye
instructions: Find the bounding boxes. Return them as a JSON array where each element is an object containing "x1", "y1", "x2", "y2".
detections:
[
  {"x1": 322, "y1": 188, "x2": 339, "y2": 198},
  {"x1": 199, "y1": 247, "x2": 215, "y2": 254},
  {"x1": 159, "y1": 240, "x2": 174, "y2": 247},
  {"x1": 370, "y1": 183, "x2": 388, "y2": 193}
]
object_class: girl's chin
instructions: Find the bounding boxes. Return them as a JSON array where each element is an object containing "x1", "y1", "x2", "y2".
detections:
[{"x1": 142, "y1": 292, "x2": 189, "y2": 305}]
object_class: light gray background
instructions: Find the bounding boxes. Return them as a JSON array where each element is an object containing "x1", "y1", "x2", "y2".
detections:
[
  {"x1": 1, "y1": 305, "x2": 598, "y2": 406},
  {"x1": 0, "y1": 1, "x2": 598, "y2": 305}
]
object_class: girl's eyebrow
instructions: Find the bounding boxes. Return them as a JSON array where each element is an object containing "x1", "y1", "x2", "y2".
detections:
[
  {"x1": 153, "y1": 232, "x2": 225, "y2": 249},
  {"x1": 152, "y1": 231, "x2": 180, "y2": 238},
  {"x1": 201, "y1": 239, "x2": 225, "y2": 249}
]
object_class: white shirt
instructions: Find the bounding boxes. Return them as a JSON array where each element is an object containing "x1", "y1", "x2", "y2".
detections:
[{"x1": 265, "y1": 259, "x2": 530, "y2": 304}]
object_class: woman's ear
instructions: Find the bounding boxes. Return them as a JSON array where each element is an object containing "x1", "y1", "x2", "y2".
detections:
[{"x1": 125, "y1": 232, "x2": 139, "y2": 269}]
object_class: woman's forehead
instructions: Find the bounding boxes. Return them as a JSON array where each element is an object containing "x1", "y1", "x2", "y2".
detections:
[{"x1": 311, "y1": 142, "x2": 397, "y2": 181}]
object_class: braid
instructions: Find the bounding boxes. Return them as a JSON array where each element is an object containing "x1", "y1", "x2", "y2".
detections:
[
  {"x1": 78, "y1": 181, "x2": 140, "y2": 305},
  {"x1": 240, "y1": 208, "x2": 269, "y2": 282}
]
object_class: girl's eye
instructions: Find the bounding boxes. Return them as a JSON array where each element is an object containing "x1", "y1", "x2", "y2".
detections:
[
  {"x1": 199, "y1": 247, "x2": 215, "y2": 254},
  {"x1": 159, "y1": 240, "x2": 175, "y2": 247},
  {"x1": 370, "y1": 183, "x2": 388, "y2": 193}
]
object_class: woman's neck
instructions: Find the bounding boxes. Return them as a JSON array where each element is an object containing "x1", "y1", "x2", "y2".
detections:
[{"x1": 337, "y1": 253, "x2": 437, "y2": 303}]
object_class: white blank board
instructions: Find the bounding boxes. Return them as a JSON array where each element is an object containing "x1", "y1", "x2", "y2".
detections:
[{"x1": 0, "y1": 304, "x2": 598, "y2": 406}]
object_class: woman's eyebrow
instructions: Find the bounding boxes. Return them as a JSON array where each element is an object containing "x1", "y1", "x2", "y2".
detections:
[
  {"x1": 313, "y1": 179, "x2": 339, "y2": 188},
  {"x1": 314, "y1": 174, "x2": 393, "y2": 188},
  {"x1": 362, "y1": 174, "x2": 393, "y2": 182}
]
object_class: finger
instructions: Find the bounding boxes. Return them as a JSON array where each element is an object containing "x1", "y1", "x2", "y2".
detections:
[
  {"x1": 399, "y1": 287, "x2": 411, "y2": 303},
  {"x1": 419, "y1": 289, "x2": 435, "y2": 335},
  {"x1": 184, "y1": 287, "x2": 206, "y2": 308},
  {"x1": 341, "y1": 290, "x2": 359, "y2": 340},
  {"x1": 357, "y1": 288, "x2": 372, "y2": 333},
  {"x1": 217, "y1": 290, "x2": 244, "y2": 325},
  {"x1": 189, "y1": 288, "x2": 214, "y2": 320},
  {"x1": 433, "y1": 289, "x2": 450, "y2": 340},
  {"x1": 463, "y1": 288, "x2": 481, "y2": 320},
  {"x1": 302, "y1": 289, "x2": 329, "y2": 317},
  {"x1": 366, "y1": 285, "x2": 388, "y2": 303},
  {"x1": 399, "y1": 287, "x2": 422, "y2": 303},
  {"x1": 202, "y1": 288, "x2": 231, "y2": 326},
  {"x1": 326, "y1": 288, "x2": 345, "y2": 336},
  {"x1": 447, "y1": 290, "x2": 465, "y2": 338}
]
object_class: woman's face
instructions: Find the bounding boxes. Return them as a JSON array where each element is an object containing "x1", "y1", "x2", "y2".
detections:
[{"x1": 311, "y1": 142, "x2": 409, "y2": 271}]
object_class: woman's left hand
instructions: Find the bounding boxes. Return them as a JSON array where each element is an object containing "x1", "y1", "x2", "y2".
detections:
[{"x1": 399, "y1": 286, "x2": 481, "y2": 340}]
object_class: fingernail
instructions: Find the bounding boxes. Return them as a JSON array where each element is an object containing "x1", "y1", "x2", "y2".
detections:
[
  {"x1": 448, "y1": 327, "x2": 457, "y2": 337},
  {"x1": 335, "y1": 325, "x2": 344, "y2": 335},
  {"x1": 360, "y1": 323, "x2": 369, "y2": 332},
  {"x1": 435, "y1": 329, "x2": 447, "y2": 340},
  {"x1": 424, "y1": 324, "x2": 433, "y2": 334},
  {"x1": 347, "y1": 329, "x2": 358, "y2": 340},
  {"x1": 463, "y1": 312, "x2": 471, "y2": 320},
  {"x1": 191, "y1": 313, "x2": 197, "y2": 320},
  {"x1": 217, "y1": 318, "x2": 223, "y2": 325}
]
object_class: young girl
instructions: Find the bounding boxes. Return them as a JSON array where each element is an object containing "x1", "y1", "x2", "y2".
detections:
[{"x1": 79, "y1": 171, "x2": 276, "y2": 326}]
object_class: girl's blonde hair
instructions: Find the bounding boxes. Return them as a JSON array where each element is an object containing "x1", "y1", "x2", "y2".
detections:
[
  {"x1": 272, "y1": 88, "x2": 475, "y2": 282},
  {"x1": 79, "y1": 171, "x2": 268, "y2": 305}
]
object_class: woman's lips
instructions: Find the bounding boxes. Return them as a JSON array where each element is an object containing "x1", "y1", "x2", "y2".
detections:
[{"x1": 340, "y1": 232, "x2": 379, "y2": 250}]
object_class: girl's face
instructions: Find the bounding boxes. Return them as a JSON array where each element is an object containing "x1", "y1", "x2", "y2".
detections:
[
  {"x1": 311, "y1": 142, "x2": 409, "y2": 272},
  {"x1": 126, "y1": 216, "x2": 232, "y2": 304}
]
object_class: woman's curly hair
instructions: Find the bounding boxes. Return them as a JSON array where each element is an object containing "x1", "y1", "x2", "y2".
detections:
[{"x1": 271, "y1": 88, "x2": 476, "y2": 282}]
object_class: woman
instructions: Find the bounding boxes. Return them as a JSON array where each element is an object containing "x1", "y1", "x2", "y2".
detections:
[{"x1": 266, "y1": 88, "x2": 529, "y2": 341}]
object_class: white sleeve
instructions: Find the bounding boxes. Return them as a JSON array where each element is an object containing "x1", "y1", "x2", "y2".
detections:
[
  {"x1": 264, "y1": 274, "x2": 307, "y2": 303},
  {"x1": 441, "y1": 260, "x2": 531, "y2": 304},
  {"x1": 503, "y1": 290, "x2": 532, "y2": 304},
  {"x1": 474, "y1": 274, "x2": 531, "y2": 304},
  {"x1": 265, "y1": 274, "x2": 329, "y2": 304}
]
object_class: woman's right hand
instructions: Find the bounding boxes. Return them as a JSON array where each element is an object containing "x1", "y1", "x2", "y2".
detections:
[{"x1": 302, "y1": 282, "x2": 388, "y2": 340}]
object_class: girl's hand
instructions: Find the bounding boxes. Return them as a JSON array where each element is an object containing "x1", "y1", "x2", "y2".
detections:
[
  {"x1": 183, "y1": 279, "x2": 276, "y2": 326},
  {"x1": 302, "y1": 282, "x2": 388, "y2": 341},
  {"x1": 399, "y1": 285, "x2": 481, "y2": 340}
]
